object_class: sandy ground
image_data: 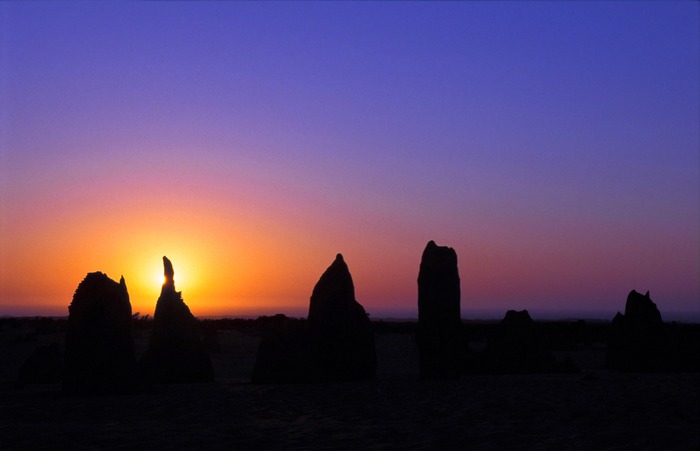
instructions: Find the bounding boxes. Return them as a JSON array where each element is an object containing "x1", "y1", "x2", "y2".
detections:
[{"x1": 1, "y1": 327, "x2": 698, "y2": 449}]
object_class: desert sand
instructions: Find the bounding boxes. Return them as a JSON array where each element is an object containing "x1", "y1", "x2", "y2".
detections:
[{"x1": 1, "y1": 319, "x2": 698, "y2": 450}]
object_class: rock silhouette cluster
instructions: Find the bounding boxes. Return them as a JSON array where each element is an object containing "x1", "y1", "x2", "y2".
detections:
[
  {"x1": 139, "y1": 257, "x2": 214, "y2": 383},
  {"x1": 53, "y1": 247, "x2": 696, "y2": 390},
  {"x1": 416, "y1": 241, "x2": 463, "y2": 379},
  {"x1": 253, "y1": 254, "x2": 376, "y2": 383},
  {"x1": 62, "y1": 272, "x2": 138, "y2": 394}
]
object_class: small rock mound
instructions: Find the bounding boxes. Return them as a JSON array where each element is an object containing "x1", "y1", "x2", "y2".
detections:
[
  {"x1": 252, "y1": 315, "x2": 311, "y2": 384},
  {"x1": 481, "y1": 310, "x2": 572, "y2": 373}
]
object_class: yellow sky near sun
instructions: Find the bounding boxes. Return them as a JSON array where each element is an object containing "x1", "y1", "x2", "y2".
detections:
[{"x1": 0, "y1": 195, "x2": 381, "y2": 316}]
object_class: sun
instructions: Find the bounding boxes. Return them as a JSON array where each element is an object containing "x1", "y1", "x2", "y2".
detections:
[
  {"x1": 125, "y1": 240, "x2": 210, "y2": 314},
  {"x1": 155, "y1": 272, "x2": 166, "y2": 287},
  {"x1": 154, "y1": 266, "x2": 185, "y2": 289}
]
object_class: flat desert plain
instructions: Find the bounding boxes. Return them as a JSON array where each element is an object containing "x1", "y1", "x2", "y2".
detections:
[{"x1": 1, "y1": 320, "x2": 698, "y2": 450}]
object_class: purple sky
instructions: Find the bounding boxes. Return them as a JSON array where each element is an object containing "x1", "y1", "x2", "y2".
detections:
[{"x1": 1, "y1": 2, "x2": 698, "y2": 320}]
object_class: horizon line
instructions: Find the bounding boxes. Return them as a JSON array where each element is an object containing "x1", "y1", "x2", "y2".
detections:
[{"x1": 3, "y1": 308, "x2": 700, "y2": 323}]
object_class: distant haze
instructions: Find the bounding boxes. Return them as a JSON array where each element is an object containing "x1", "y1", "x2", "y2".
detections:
[{"x1": 1, "y1": 2, "x2": 698, "y2": 321}]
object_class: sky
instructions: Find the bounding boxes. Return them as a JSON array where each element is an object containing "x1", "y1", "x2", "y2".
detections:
[{"x1": 1, "y1": 2, "x2": 698, "y2": 320}]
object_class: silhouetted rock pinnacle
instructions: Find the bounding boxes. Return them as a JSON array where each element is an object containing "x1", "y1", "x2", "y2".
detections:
[
  {"x1": 139, "y1": 257, "x2": 214, "y2": 383},
  {"x1": 308, "y1": 254, "x2": 357, "y2": 324},
  {"x1": 253, "y1": 254, "x2": 376, "y2": 383},
  {"x1": 417, "y1": 241, "x2": 463, "y2": 379},
  {"x1": 308, "y1": 254, "x2": 376, "y2": 382},
  {"x1": 163, "y1": 256, "x2": 175, "y2": 286},
  {"x1": 624, "y1": 290, "x2": 662, "y2": 324},
  {"x1": 63, "y1": 272, "x2": 138, "y2": 394},
  {"x1": 606, "y1": 290, "x2": 665, "y2": 372}
]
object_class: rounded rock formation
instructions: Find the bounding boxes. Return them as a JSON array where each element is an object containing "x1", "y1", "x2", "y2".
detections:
[{"x1": 62, "y1": 272, "x2": 138, "y2": 394}]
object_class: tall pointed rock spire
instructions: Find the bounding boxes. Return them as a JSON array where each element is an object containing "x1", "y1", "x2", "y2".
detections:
[{"x1": 139, "y1": 256, "x2": 214, "y2": 383}]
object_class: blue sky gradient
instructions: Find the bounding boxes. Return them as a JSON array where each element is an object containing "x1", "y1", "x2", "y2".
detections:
[{"x1": 1, "y1": 2, "x2": 698, "y2": 319}]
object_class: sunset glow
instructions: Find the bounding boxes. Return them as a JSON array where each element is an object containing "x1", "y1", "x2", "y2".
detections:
[{"x1": 1, "y1": 2, "x2": 698, "y2": 320}]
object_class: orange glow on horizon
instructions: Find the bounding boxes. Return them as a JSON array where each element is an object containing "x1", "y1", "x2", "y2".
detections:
[{"x1": 0, "y1": 179, "x2": 698, "y2": 319}]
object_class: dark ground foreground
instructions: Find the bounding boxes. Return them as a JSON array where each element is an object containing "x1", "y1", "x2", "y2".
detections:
[
  {"x1": 1, "y1": 319, "x2": 698, "y2": 449},
  {"x1": 2, "y1": 373, "x2": 699, "y2": 450}
]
